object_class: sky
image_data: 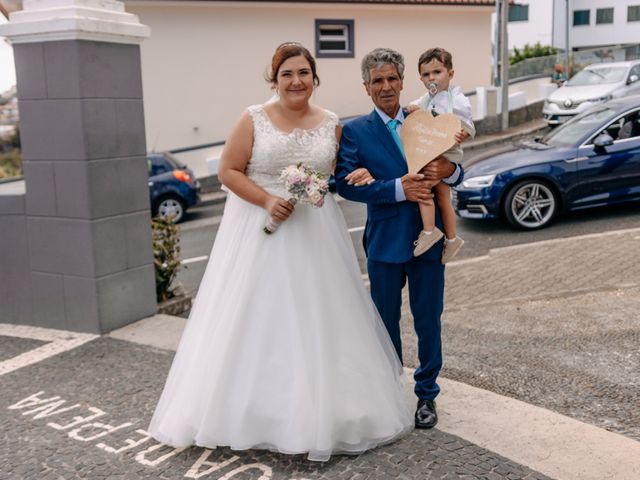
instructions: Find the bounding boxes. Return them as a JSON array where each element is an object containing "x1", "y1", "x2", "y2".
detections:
[{"x1": 0, "y1": 15, "x2": 16, "y2": 94}]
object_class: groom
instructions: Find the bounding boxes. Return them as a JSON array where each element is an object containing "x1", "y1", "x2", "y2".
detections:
[{"x1": 335, "y1": 48, "x2": 464, "y2": 429}]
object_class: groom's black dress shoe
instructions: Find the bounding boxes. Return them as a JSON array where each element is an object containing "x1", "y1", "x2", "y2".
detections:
[{"x1": 415, "y1": 399, "x2": 438, "y2": 429}]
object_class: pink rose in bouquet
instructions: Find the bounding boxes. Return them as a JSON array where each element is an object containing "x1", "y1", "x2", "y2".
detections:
[{"x1": 264, "y1": 163, "x2": 330, "y2": 234}]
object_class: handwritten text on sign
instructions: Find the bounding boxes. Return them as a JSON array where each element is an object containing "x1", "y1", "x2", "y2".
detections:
[{"x1": 400, "y1": 110, "x2": 460, "y2": 174}]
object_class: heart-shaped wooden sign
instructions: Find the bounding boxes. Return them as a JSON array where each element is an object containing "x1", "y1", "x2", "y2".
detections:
[{"x1": 400, "y1": 110, "x2": 461, "y2": 174}]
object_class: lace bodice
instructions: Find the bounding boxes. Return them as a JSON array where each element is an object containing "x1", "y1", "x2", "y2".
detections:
[{"x1": 246, "y1": 104, "x2": 339, "y2": 196}]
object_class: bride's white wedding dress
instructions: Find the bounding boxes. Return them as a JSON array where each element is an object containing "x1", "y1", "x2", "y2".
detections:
[{"x1": 148, "y1": 104, "x2": 413, "y2": 461}]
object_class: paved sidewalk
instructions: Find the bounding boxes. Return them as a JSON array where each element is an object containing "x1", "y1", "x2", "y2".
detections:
[
  {"x1": 4, "y1": 228, "x2": 635, "y2": 480},
  {"x1": 394, "y1": 228, "x2": 640, "y2": 479},
  {"x1": 2, "y1": 229, "x2": 639, "y2": 479},
  {"x1": 464, "y1": 119, "x2": 548, "y2": 153}
]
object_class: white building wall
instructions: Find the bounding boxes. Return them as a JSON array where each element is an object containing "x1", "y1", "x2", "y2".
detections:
[
  {"x1": 126, "y1": 1, "x2": 493, "y2": 154},
  {"x1": 553, "y1": 0, "x2": 640, "y2": 50},
  {"x1": 505, "y1": 0, "x2": 554, "y2": 50},
  {"x1": 490, "y1": 1, "x2": 554, "y2": 51},
  {"x1": 570, "y1": 0, "x2": 640, "y2": 48}
]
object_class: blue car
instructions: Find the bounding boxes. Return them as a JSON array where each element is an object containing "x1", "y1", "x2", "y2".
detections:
[
  {"x1": 148, "y1": 153, "x2": 201, "y2": 223},
  {"x1": 454, "y1": 95, "x2": 640, "y2": 229}
]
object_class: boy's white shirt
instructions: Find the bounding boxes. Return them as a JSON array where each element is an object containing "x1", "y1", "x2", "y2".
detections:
[{"x1": 411, "y1": 85, "x2": 476, "y2": 138}]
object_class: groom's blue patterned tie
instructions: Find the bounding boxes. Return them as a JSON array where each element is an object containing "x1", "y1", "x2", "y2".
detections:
[{"x1": 387, "y1": 119, "x2": 404, "y2": 157}]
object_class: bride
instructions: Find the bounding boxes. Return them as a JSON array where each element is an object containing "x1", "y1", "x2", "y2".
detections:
[{"x1": 148, "y1": 42, "x2": 413, "y2": 462}]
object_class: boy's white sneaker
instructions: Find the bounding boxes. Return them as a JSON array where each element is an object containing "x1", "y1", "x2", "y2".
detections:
[
  {"x1": 441, "y1": 236, "x2": 465, "y2": 264},
  {"x1": 413, "y1": 227, "x2": 444, "y2": 257}
]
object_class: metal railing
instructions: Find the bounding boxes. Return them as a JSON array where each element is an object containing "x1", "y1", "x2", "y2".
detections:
[
  {"x1": 509, "y1": 54, "x2": 558, "y2": 79},
  {"x1": 508, "y1": 44, "x2": 640, "y2": 80}
]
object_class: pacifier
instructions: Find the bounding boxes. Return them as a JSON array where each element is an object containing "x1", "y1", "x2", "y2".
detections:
[{"x1": 427, "y1": 82, "x2": 438, "y2": 95}]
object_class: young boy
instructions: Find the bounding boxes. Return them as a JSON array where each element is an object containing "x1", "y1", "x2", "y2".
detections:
[{"x1": 409, "y1": 47, "x2": 475, "y2": 263}]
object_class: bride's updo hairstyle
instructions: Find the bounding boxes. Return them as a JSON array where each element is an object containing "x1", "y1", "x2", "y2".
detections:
[{"x1": 266, "y1": 42, "x2": 320, "y2": 89}]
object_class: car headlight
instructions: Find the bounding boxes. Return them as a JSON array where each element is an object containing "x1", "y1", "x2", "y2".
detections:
[
  {"x1": 462, "y1": 174, "x2": 496, "y2": 189},
  {"x1": 588, "y1": 94, "x2": 612, "y2": 102}
]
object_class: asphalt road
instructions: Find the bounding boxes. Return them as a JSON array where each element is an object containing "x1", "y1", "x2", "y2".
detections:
[
  {"x1": 173, "y1": 131, "x2": 640, "y2": 295},
  {"x1": 175, "y1": 191, "x2": 640, "y2": 299}
]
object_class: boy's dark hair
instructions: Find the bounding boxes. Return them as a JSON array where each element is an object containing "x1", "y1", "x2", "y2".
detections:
[{"x1": 418, "y1": 48, "x2": 453, "y2": 71}]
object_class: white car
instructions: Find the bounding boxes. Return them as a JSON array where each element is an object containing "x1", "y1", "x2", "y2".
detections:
[{"x1": 543, "y1": 60, "x2": 640, "y2": 126}]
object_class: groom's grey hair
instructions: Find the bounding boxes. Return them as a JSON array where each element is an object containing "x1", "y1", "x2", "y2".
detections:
[{"x1": 361, "y1": 48, "x2": 405, "y2": 83}]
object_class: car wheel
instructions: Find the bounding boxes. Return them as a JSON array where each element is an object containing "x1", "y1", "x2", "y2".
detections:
[
  {"x1": 504, "y1": 180, "x2": 558, "y2": 230},
  {"x1": 154, "y1": 195, "x2": 186, "y2": 223}
]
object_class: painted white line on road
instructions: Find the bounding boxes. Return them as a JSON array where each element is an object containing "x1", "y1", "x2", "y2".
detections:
[
  {"x1": 179, "y1": 215, "x2": 223, "y2": 231},
  {"x1": 181, "y1": 255, "x2": 209, "y2": 265},
  {"x1": 0, "y1": 324, "x2": 98, "y2": 377}
]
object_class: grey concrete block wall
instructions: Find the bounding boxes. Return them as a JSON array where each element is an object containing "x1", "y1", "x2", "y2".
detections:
[
  {"x1": 12, "y1": 43, "x2": 47, "y2": 99},
  {"x1": 30, "y1": 271, "x2": 67, "y2": 329},
  {"x1": 19, "y1": 100, "x2": 87, "y2": 161},
  {"x1": 95, "y1": 264, "x2": 157, "y2": 332},
  {"x1": 19, "y1": 98, "x2": 146, "y2": 161},
  {"x1": 1, "y1": 38, "x2": 157, "y2": 333},
  {"x1": 0, "y1": 212, "x2": 32, "y2": 325},
  {"x1": 13, "y1": 41, "x2": 144, "y2": 101},
  {"x1": 23, "y1": 161, "x2": 57, "y2": 216},
  {"x1": 62, "y1": 275, "x2": 100, "y2": 332},
  {"x1": 53, "y1": 156, "x2": 150, "y2": 219},
  {"x1": 0, "y1": 193, "x2": 25, "y2": 215},
  {"x1": 123, "y1": 211, "x2": 155, "y2": 269}
]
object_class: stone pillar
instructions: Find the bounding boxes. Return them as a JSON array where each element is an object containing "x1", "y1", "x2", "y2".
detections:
[{"x1": 0, "y1": 0, "x2": 156, "y2": 333}]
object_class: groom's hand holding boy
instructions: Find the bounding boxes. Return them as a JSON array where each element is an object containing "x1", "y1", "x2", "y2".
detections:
[
  {"x1": 402, "y1": 173, "x2": 434, "y2": 205},
  {"x1": 420, "y1": 156, "x2": 456, "y2": 183}
]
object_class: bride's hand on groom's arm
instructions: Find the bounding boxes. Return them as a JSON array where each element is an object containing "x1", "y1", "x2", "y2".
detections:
[
  {"x1": 402, "y1": 173, "x2": 434, "y2": 205},
  {"x1": 345, "y1": 168, "x2": 375, "y2": 186},
  {"x1": 264, "y1": 195, "x2": 295, "y2": 222}
]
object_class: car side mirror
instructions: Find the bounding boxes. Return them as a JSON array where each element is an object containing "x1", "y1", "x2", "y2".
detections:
[
  {"x1": 593, "y1": 132, "x2": 614, "y2": 149},
  {"x1": 628, "y1": 74, "x2": 639, "y2": 85}
]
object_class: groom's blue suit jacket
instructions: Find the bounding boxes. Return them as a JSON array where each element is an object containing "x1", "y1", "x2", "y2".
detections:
[{"x1": 335, "y1": 109, "x2": 464, "y2": 264}]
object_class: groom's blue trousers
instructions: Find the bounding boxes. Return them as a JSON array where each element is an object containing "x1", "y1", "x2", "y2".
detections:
[{"x1": 368, "y1": 256, "x2": 445, "y2": 401}]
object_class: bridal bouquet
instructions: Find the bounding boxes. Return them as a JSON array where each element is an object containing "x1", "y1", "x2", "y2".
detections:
[{"x1": 264, "y1": 163, "x2": 330, "y2": 234}]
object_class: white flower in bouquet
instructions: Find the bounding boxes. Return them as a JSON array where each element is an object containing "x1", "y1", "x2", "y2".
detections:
[{"x1": 264, "y1": 163, "x2": 330, "y2": 234}]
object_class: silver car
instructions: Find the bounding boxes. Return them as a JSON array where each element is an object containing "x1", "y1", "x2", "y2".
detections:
[{"x1": 543, "y1": 60, "x2": 640, "y2": 126}]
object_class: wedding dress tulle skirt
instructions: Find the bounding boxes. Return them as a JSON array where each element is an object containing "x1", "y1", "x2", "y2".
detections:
[{"x1": 148, "y1": 193, "x2": 413, "y2": 461}]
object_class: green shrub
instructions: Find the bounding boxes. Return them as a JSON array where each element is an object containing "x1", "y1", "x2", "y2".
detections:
[
  {"x1": 510, "y1": 42, "x2": 558, "y2": 65},
  {"x1": 0, "y1": 150, "x2": 22, "y2": 179},
  {"x1": 152, "y1": 216, "x2": 184, "y2": 302},
  {"x1": 10, "y1": 126, "x2": 20, "y2": 150}
]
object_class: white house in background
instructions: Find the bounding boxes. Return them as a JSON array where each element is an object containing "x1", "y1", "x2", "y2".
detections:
[
  {"x1": 491, "y1": 0, "x2": 554, "y2": 50},
  {"x1": 552, "y1": 0, "x2": 640, "y2": 55},
  {"x1": 123, "y1": 0, "x2": 495, "y2": 169},
  {"x1": 496, "y1": 1, "x2": 640, "y2": 54},
  {"x1": 1, "y1": 0, "x2": 499, "y2": 176}
]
